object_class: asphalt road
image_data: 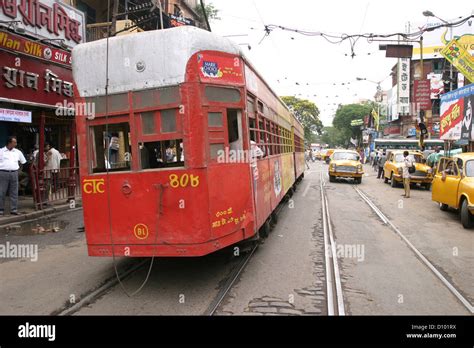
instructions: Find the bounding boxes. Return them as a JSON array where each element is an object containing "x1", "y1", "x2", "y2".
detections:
[{"x1": 0, "y1": 161, "x2": 472, "y2": 315}]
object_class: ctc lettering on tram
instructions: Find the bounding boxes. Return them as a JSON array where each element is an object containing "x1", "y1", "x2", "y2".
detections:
[
  {"x1": 83, "y1": 179, "x2": 105, "y2": 194},
  {"x1": 133, "y1": 223, "x2": 149, "y2": 240}
]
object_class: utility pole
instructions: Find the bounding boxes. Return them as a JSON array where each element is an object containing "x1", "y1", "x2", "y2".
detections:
[{"x1": 111, "y1": 0, "x2": 119, "y2": 35}]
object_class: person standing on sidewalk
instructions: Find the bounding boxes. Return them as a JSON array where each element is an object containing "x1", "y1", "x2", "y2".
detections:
[
  {"x1": 0, "y1": 136, "x2": 27, "y2": 216},
  {"x1": 44, "y1": 143, "x2": 62, "y2": 193},
  {"x1": 402, "y1": 150, "x2": 414, "y2": 198},
  {"x1": 377, "y1": 150, "x2": 387, "y2": 179}
]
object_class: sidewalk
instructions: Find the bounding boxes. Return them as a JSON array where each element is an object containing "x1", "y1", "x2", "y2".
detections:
[{"x1": 0, "y1": 195, "x2": 82, "y2": 227}]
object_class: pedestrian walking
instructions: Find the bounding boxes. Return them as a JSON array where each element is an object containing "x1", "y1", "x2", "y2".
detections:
[
  {"x1": 402, "y1": 150, "x2": 414, "y2": 198},
  {"x1": 377, "y1": 150, "x2": 387, "y2": 179},
  {"x1": 0, "y1": 136, "x2": 27, "y2": 215}
]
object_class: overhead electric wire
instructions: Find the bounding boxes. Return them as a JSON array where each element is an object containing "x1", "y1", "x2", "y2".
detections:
[{"x1": 263, "y1": 14, "x2": 473, "y2": 43}]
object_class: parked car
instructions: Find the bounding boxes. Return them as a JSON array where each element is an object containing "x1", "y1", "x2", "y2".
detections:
[
  {"x1": 432, "y1": 153, "x2": 474, "y2": 229},
  {"x1": 383, "y1": 150, "x2": 433, "y2": 190}
]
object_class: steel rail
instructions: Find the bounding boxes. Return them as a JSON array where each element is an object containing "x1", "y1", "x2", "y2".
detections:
[
  {"x1": 353, "y1": 186, "x2": 474, "y2": 314},
  {"x1": 204, "y1": 243, "x2": 259, "y2": 316},
  {"x1": 320, "y1": 170, "x2": 346, "y2": 315}
]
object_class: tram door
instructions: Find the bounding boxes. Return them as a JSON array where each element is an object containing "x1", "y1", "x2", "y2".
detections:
[{"x1": 207, "y1": 108, "x2": 254, "y2": 239}]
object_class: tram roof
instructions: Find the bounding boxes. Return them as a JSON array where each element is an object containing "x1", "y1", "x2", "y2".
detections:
[
  {"x1": 72, "y1": 26, "x2": 243, "y2": 97},
  {"x1": 72, "y1": 26, "x2": 303, "y2": 131}
]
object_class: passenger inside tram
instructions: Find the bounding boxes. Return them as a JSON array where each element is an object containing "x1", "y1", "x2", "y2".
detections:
[
  {"x1": 140, "y1": 139, "x2": 184, "y2": 169},
  {"x1": 227, "y1": 109, "x2": 243, "y2": 152}
]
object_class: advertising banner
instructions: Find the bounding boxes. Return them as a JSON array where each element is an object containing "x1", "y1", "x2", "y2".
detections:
[
  {"x1": 440, "y1": 39, "x2": 474, "y2": 83},
  {"x1": 0, "y1": 30, "x2": 71, "y2": 67},
  {"x1": 427, "y1": 73, "x2": 444, "y2": 99},
  {"x1": 440, "y1": 84, "x2": 474, "y2": 140},
  {"x1": 198, "y1": 52, "x2": 245, "y2": 85},
  {"x1": 412, "y1": 19, "x2": 473, "y2": 60}
]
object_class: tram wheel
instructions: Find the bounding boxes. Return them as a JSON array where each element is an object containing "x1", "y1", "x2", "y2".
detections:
[
  {"x1": 271, "y1": 211, "x2": 278, "y2": 226},
  {"x1": 289, "y1": 187, "x2": 295, "y2": 197},
  {"x1": 259, "y1": 219, "x2": 271, "y2": 239}
]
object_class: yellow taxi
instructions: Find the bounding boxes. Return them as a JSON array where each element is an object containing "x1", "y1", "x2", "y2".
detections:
[
  {"x1": 383, "y1": 150, "x2": 433, "y2": 190},
  {"x1": 323, "y1": 149, "x2": 335, "y2": 164},
  {"x1": 432, "y1": 153, "x2": 474, "y2": 229},
  {"x1": 328, "y1": 150, "x2": 364, "y2": 184}
]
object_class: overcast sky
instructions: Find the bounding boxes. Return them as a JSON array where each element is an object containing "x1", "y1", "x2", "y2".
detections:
[{"x1": 210, "y1": 0, "x2": 473, "y2": 126}]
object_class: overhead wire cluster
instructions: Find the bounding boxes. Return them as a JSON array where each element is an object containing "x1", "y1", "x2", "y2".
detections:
[{"x1": 261, "y1": 14, "x2": 474, "y2": 58}]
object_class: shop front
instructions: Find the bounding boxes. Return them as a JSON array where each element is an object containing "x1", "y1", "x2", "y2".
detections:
[{"x1": 0, "y1": 0, "x2": 86, "y2": 209}]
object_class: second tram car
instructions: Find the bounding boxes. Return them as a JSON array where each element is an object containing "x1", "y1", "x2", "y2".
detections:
[{"x1": 72, "y1": 26, "x2": 305, "y2": 257}]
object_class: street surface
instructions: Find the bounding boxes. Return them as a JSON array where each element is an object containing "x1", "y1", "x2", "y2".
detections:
[{"x1": 0, "y1": 161, "x2": 472, "y2": 315}]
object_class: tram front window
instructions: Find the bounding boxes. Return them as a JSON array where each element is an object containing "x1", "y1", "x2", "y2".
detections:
[
  {"x1": 140, "y1": 139, "x2": 184, "y2": 169},
  {"x1": 89, "y1": 123, "x2": 131, "y2": 173}
]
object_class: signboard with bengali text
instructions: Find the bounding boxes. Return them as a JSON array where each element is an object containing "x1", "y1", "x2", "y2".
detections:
[
  {"x1": 0, "y1": 30, "x2": 71, "y2": 67},
  {"x1": 414, "y1": 79, "x2": 431, "y2": 110},
  {"x1": 440, "y1": 84, "x2": 474, "y2": 140},
  {"x1": 0, "y1": 49, "x2": 74, "y2": 107},
  {"x1": 0, "y1": 0, "x2": 85, "y2": 48},
  {"x1": 0, "y1": 107, "x2": 31, "y2": 123},
  {"x1": 397, "y1": 58, "x2": 410, "y2": 115}
]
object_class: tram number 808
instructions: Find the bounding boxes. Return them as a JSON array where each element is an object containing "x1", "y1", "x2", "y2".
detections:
[{"x1": 169, "y1": 174, "x2": 200, "y2": 188}]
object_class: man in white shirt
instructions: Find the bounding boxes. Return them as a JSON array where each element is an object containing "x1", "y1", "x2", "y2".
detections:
[
  {"x1": 402, "y1": 151, "x2": 414, "y2": 198},
  {"x1": 0, "y1": 137, "x2": 27, "y2": 215},
  {"x1": 45, "y1": 143, "x2": 62, "y2": 193}
]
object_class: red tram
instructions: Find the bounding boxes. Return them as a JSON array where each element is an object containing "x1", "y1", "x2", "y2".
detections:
[{"x1": 72, "y1": 26, "x2": 305, "y2": 257}]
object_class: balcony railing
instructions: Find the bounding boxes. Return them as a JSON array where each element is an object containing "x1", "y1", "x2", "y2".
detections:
[
  {"x1": 86, "y1": 20, "x2": 144, "y2": 42},
  {"x1": 86, "y1": 22, "x2": 112, "y2": 42}
]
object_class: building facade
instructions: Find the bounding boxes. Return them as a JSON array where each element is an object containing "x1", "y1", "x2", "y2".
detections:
[{"x1": 0, "y1": 0, "x2": 207, "y2": 208}]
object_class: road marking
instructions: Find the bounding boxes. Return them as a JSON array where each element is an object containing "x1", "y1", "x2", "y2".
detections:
[{"x1": 353, "y1": 186, "x2": 474, "y2": 314}]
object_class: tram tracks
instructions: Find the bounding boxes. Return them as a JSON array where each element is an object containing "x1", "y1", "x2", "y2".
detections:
[
  {"x1": 204, "y1": 243, "x2": 259, "y2": 315},
  {"x1": 319, "y1": 170, "x2": 345, "y2": 316},
  {"x1": 54, "y1": 243, "x2": 260, "y2": 316},
  {"x1": 353, "y1": 186, "x2": 474, "y2": 314},
  {"x1": 54, "y1": 259, "x2": 148, "y2": 316}
]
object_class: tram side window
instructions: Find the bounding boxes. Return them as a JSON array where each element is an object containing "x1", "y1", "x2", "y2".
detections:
[
  {"x1": 249, "y1": 118, "x2": 256, "y2": 142},
  {"x1": 89, "y1": 123, "x2": 131, "y2": 173},
  {"x1": 140, "y1": 139, "x2": 184, "y2": 169}
]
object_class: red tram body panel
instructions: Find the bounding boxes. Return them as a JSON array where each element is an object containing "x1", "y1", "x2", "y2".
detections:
[{"x1": 72, "y1": 27, "x2": 305, "y2": 257}]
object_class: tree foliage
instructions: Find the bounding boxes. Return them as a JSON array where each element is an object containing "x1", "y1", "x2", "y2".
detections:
[
  {"x1": 320, "y1": 127, "x2": 347, "y2": 148},
  {"x1": 281, "y1": 96, "x2": 323, "y2": 144},
  {"x1": 331, "y1": 103, "x2": 372, "y2": 146},
  {"x1": 195, "y1": 2, "x2": 220, "y2": 21}
]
